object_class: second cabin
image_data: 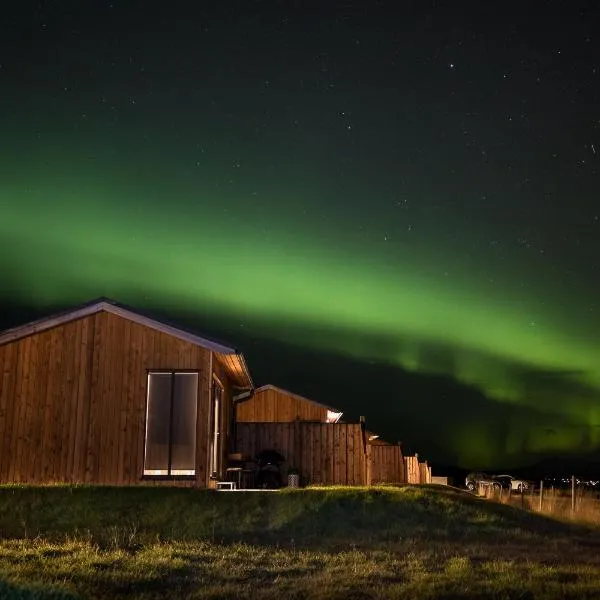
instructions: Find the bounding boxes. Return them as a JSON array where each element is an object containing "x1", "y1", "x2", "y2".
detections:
[{"x1": 235, "y1": 384, "x2": 343, "y2": 423}]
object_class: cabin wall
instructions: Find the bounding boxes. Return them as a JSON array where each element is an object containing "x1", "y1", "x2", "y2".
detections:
[
  {"x1": 431, "y1": 476, "x2": 449, "y2": 486},
  {"x1": 236, "y1": 387, "x2": 328, "y2": 422},
  {"x1": 212, "y1": 357, "x2": 235, "y2": 477},
  {"x1": 0, "y1": 311, "x2": 214, "y2": 486}
]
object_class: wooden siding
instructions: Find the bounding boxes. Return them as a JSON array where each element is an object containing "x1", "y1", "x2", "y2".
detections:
[
  {"x1": 236, "y1": 387, "x2": 329, "y2": 422},
  {"x1": 367, "y1": 443, "x2": 405, "y2": 485},
  {"x1": 404, "y1": 455, "x2": 421, "y2": 484},
  {"x1": 212, "y1": 356, "x2": 235, "y2": 478},
  {"x1": 214, "y1": 352, "x2": 251, "y2": 389},
  {"x1": 419, "y1": 461, "x2": 432, "y2": 484},
  {"x1": 0, "y1": 310, "x2": 219, "y2": 486},
  {"x1": 235, "y1": 422, "x2": 367, "y2": 486}
]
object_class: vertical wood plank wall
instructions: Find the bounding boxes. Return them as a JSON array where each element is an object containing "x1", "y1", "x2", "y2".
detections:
[
  {"x1": 367, "y1": 444, "x2": 405, "y2": 485},
  {"x1": 0, "y1": 311, "x2": 216, "y2": 486},
  {"x1": 235, "y1": 422, "x2": 367, "y2": 485},
  {"x1": 419, "y1": 461, "x2": 432, "y2": 484},
  {"x1": 0, "y1": 309, "x2": 435, "y2": 488},
  {"x1": 212, "y1": 357, "x2": 234, "y2": 477},
  {"x1": 236, "y1": 388, "x2": 328, "y2": 422},
  {"x1": 404, "y1": 456, "x2": 421, "y2": 483}
]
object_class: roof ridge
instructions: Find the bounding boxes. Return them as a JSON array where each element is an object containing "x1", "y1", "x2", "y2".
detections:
[
  {"x1": 0, "y1": 297, "x2": 238, "y2": 355},
  {"x1": 255, "y1": 383, "x2": 342, "y2": 414}
]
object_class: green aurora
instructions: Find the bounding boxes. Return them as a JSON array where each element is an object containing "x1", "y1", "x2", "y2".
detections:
[
  {"x1": 2, "y1": 164, "x2": 600, "y2": 468},
  {"x1": 2, "y1": 0, "x2": 600, "y2": 469}
]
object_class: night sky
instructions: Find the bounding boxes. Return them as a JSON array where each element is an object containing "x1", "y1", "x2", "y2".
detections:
[{"x1": 1, "y1": 1, "x2": 599, "y2": 473}]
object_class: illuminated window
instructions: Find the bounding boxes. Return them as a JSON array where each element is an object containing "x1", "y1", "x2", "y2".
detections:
[{"x1": 144, "y1": 372, "x2": 198, "y2": 477}]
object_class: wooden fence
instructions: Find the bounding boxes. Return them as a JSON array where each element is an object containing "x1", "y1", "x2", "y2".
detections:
[
  {"x1": 404, "y1": 455, "x2": 420, "y2": 483},
  {"x1": 235, "y1": 422, "x2": 433, "y2": 487},
  {"x1": 419, "y1": 461, "x2": 432, "y2": 484},
  {"x1": 367, "y1": 443, "x2": 404, "y2": 485},
  {"x1": 235, "y1": 422, "x2": 367, "y2": 486}
]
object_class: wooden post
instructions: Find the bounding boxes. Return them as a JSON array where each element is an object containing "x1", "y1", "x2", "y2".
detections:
[
  {"x1": 571, "y1": 475, "x2": 576, "y2": 514},
  {"x1": 539, "y1": 480, "x2": 543, "y2": 511},
  {"x1": 366, "y1": 440, "x2": 372, "y2": 486},
  {"x1": 521, "y1": 485, "x2": 525, "y2": 509}
]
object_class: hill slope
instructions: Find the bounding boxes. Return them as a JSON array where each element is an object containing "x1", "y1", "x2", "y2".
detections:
[{"x1": 0, "y1": 485, "x2": 599, "y2": 599}]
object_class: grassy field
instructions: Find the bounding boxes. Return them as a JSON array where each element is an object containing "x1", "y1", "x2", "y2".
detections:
[
  {"x1": 0, "y1": 485, "x2": 599, "y2": 599},
  {"x1": 477, "y1": 483, "x2": 600, "y2": 527},
  {"x1": 502, "y1": 489, "x2": 600, "y2": 526}
]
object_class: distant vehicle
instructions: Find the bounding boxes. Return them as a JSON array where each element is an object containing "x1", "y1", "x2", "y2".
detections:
[
  {"x1": 465, "y1": 472, "x2": 499, "y2": 493},
  {"x1": 492, "y1": 474, "x2": 529, "y2": 493}
]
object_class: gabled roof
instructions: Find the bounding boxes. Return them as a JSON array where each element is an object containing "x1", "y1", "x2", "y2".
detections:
[
  {"x1": 0, "y1": 297, "x2": 253, "y2": 388},
  {"x1": 253, "y1": 384, "x2": 343, "y2": 422},
  {"x1": 365, "y1": 431, "x2": 396, "y2": 445}
]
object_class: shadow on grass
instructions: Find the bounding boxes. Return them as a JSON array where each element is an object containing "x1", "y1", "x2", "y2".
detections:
[
  {"x1": 0, "y1": 484, "x2": 597, "y2": 555},
  {"x1": 238, "y1": 486, "x2": 600, "y2": 551},
  {"x1": 0, "y1": 579, "x2": 77, "y2": 600}
]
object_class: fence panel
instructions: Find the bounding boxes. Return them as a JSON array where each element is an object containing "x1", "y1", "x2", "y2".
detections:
[
  {"x1": 419, "y1": 461, "x2": 432, "y2": 484},
  {"x1": 236, "y1": 422, "x2": 367, "y2": 486},
  {"x1": 404, "y1": 455, "x2": 420, "y2": 483},
  {"x1": 369, "y1": 444, "x2": 405, "y2": 484}
]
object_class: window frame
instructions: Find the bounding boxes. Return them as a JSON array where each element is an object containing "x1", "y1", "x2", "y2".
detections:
[
  {"x1": 142, "y1": 369, "x2": 200, "y2": 481},
  {"x1": 208, "y1": 375, "x2": 225, "y2": 479}
]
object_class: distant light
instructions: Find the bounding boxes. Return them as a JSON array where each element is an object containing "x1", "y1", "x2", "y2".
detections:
[{"x1": 327, "y1": 410, "x2": 343, "y2": 423}]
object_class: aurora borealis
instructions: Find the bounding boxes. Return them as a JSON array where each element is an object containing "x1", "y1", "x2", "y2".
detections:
[{"x1": 1, "y1": 1, "x2": 600, "y2": 471}]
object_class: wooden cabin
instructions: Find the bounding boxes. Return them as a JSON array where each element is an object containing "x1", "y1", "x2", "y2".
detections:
[
  {"x1": 235, "y1": 384, "x2": 343, "y2": 423},
  {"x1": 0, "y1": 298, "x2": 253, "y2": 487},
  {"x1": 235, "y1": 385, "x2": 367, "y2": 485}
]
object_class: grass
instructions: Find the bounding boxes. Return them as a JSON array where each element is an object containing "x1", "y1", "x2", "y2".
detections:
[
  {"x1": 484, "y1": 485, "x2": 600, "y2": 526},
  {"x1": 0, "y1": 484, "x2": 599, "y2": 598}
]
